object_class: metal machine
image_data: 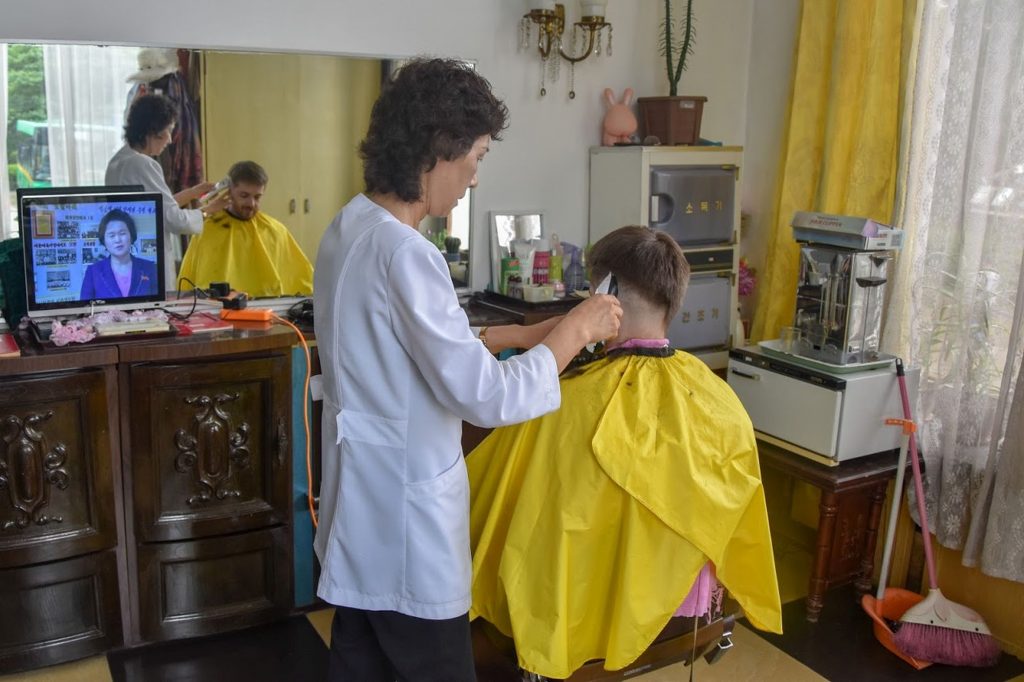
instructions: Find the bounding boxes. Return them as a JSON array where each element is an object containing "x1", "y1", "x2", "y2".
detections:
[
  {"x1": 790, "y1": 212, "x2": 904, "y2": 366},
  {"x1": 794, "y1": 246, "x2": 892, "y2": 365},
  {"x1": 727, "y1": 212, "x2": 911, "y2": 465}
]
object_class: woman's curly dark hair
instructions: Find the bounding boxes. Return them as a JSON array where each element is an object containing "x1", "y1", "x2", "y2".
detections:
[
  {"x1": 124, "y1": 94, "x2": 177, "y2": 149},
  {"x1": 360, "y1": 58, "x2": 509, "y2": 202}
]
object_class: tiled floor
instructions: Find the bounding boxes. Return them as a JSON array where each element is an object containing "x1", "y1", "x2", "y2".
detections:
[{"x1": 3, "y1": 547, "x2": 1023, "y2": 682}]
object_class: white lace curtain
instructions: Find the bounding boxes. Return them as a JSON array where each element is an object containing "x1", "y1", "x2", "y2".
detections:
[
  {"x1": 883, "y1": 0, "x2": 1024, "y2": 582},
  {"x1": 0, "y1": 44, "x2": 12, "y2": 240},
  {"x1": 43, "y1": 44, "x2": 137, "y2": 187}
]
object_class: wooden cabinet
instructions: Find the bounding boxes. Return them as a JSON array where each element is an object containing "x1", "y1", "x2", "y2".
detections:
[
  {"x1": 0, "y1": 350, "x2": 123, "y2": 672},
  {"x1": 120, "y1": 331, "x2": 294, "y2": 643},
  {"x1": 126, "y1": 356, "x2": 291, "y2": 543},
  {"x1": 136, "y1": 526, "x2": 291, "y2": 641},
  {"x1": 0, "y1": 327, "x2": 296, "y2": 671},
  {"x1": 589, "y1": 146, "x2": 743, "y2": 369}
]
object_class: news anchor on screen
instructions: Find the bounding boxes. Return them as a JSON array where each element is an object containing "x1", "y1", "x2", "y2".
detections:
[{"x1": 80, "y1": 208, "x2": 158, "y2": 299}]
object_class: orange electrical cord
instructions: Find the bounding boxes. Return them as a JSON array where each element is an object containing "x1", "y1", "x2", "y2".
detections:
[{"x1": 272, "y1": 314, "x2": 318, "y2": 528}]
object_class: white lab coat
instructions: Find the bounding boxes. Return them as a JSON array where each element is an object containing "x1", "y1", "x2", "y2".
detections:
[
  {"x1": 105, "y1": 144, "x2": 203, "y2": 291},
  {"x1": 313, "y1": 194, "x2": 560, "y2": 620}
]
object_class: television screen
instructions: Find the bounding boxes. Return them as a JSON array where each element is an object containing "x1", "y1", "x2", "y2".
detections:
[{"x1": 18, "y1": 187, "x2": 165, "y2": 318}]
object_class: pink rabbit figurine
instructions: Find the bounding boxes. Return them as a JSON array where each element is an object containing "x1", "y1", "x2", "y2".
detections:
[{"x1": 602, "y1": 87, "x2": 637, "y2": 146}]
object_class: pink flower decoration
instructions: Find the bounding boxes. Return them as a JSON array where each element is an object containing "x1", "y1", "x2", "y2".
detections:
[{"x1": 738, "y1": 257, "x2": 756, "y2": 297}]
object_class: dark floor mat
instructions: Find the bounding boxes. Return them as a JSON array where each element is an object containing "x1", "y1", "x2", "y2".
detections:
[
  {"x1": 108, "y1": 617, "x2": 329, "y2": 682},
  {"x1": 746, "y1": 584, "x2": 1024, "y2": 682}
]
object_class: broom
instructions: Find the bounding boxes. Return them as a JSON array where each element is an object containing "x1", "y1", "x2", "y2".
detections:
[{"x1": 891, "y1": 360, "x2": 1002, "y2": 667}]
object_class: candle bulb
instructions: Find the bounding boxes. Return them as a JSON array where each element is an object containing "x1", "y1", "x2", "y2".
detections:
[
  {"x1": 580, "y1": 0, "x2": 607, "y2": 18},
  {"x1": 527, "y1": 0, "x2": 557, "y2": 11}
]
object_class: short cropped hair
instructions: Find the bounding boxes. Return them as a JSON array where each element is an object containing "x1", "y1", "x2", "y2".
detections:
[
  {"x1": 588, "y1": 226, "x2": 690, "y2": 321},
  {"x1": 99, "y1": 208, "x2": 138, "y2": 244},
  {"x1": 124, "y1": 94, "x2": 176, "y2": 148},
  {"x1": 360, "y1": 58, "x2": 509, "y2": 202},
  {"x1": 228, "y1": 160, "x2": 269, "y2": 187}
]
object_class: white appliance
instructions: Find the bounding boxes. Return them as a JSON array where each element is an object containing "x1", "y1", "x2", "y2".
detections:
[
  {"x1": 727, "y1": 346, "x2": 920, "y2": 466},
  {"x1": 589, "y1": 146, "x2": 743, "y2": 369}
]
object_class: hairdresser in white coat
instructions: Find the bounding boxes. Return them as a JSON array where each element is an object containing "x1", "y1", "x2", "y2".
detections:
[
  {"x1": 105, "y1": 94, "x2": 228, "y2": 291},
  {"x1": 313, "y1": 58, "x2": 621, "y2": 682}
]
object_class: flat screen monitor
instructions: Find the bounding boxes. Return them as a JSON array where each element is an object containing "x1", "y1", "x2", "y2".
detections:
[{"x1": 18, "y1": 186, "x2": 165, "y2": 319}]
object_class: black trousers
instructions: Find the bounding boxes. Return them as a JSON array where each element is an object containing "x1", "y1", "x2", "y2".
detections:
[{"x1": 326, "y1": 605, "x2": 476, "y2": 682}]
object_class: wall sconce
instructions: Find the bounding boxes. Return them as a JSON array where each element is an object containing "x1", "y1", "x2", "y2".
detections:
[{"x1": 520, "y1": 0, "x2": 612, "y2": 98}]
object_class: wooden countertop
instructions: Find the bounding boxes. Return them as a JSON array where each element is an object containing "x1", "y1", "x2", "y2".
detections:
[{"x1": 3, "y1": 322, "x2": 297, "y2": 371}]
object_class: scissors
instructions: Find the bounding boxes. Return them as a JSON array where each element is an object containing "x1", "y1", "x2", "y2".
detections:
[{"x1": 585, "y1": 272, "x2": 618, "y2": 353}]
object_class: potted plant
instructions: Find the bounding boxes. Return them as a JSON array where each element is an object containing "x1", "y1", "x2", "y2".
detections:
[{"x1": 637, "y1": 0, "x2": 707, "y2": 146}]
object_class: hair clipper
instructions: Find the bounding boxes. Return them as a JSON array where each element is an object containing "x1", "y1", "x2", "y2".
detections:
[{"x1": 585, "y1": 272, "x2": 618, "y2": 353}]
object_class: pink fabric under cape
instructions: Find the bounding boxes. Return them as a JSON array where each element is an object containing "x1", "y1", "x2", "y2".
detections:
[{"x1": 675, "y1": 562, "x2": 717, "y2": 617}]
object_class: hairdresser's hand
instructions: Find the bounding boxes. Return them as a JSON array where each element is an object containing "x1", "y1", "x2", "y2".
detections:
[
  {"x1": 192, "y1": 181, "x2": 216, "y2": 197},
  {"x1": 175, "y1": 181, "x2": 215, "y2": 207},
  {"x1": 564, "y1": 293, "x2": 622, "y2": 345},
  {"x1": 202, "y1": 193, "x2": 231, "y2": 216},
  {"x1": 542, "y1": 294, "x2": 622, "y2": 372}
]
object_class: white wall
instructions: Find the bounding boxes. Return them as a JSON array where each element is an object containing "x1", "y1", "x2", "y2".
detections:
[{"x1": 2, "y1": 0, "x2": 789, "y2": 292}]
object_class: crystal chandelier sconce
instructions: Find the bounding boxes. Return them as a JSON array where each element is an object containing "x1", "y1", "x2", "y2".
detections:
[{"x1": 520, "y1": 0, "x2": 612, "y2": 99}]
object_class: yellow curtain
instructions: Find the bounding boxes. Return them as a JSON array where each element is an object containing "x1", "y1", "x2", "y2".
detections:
[{"x1": 750, "y1": 0, "x2": 915, "y2": 343}]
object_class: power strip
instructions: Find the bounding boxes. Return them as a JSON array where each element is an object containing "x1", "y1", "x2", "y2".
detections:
[{"x1": 220, "y1": 308, "x2": 273, "y2": 322}]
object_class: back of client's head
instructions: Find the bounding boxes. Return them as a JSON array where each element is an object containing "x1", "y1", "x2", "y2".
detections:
[
  {"x1": 588, "y1": 225, "x2": 690, "y2": 323},
  {"x1": 228, "y1": 160, "x2": 269, "y2": 187}
]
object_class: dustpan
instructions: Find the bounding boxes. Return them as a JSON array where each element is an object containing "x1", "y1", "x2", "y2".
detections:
[
  {"x1": 859, "y1": 396, "x2": 933, "y2": 670},
  {"x1": 862, "y1": 589, "x2": 932, "y2": 670}
]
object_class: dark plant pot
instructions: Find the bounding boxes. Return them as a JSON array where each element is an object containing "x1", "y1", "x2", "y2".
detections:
[{"x1": 637, "y1": 96, "x2": 708, "y2": 146}]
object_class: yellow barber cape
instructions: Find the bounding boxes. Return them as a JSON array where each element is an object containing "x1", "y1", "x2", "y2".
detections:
[
  {"x1": 179, "y1": 210, "x2": 313, "y2": 297},
  {"x1": 468, "y1": 350, "x2": 782, "y2": 679}
]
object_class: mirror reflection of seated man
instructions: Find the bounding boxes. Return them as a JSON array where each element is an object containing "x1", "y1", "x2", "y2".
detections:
[
  {"x1": 178, "y1": 161, "x2": 313, "y2": 297},
  {"x1": 467, "y1": 226, "x2": 783, "y2": 680},
  {"x1": 80, "y1": 209, "x2": 158, "y2": 300}
]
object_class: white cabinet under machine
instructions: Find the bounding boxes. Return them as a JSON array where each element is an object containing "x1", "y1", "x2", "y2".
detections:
[
  {"x1": 589, "y1": 146, "x2": 743, "y2": 368},
  {"x1": 727, "y1": 346, "x2": 920, "y2": 466}
]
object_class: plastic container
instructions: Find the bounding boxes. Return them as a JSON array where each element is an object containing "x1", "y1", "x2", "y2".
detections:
[
  {"x1": 523, "y1": 284, "x2": 555, "y2": 302},
  {"x1": 532, "y1": 240, "x2": 550, "y2": 285},
  {"x1": 564, "y1": 249, "x2": 585, "y2": 293}
]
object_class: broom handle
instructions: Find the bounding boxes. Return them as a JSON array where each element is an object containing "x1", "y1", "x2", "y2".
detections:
[
  {"x1": 876, "y1": 429, "x2": 909, "y2": 600},
  {"x1": 895, "y1": 359, "x2": 939, "y2": 590}
]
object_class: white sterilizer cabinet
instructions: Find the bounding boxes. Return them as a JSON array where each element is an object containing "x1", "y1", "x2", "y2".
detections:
[{"x1": 589, "y1": 146, "x2": 743, "y2": 369}]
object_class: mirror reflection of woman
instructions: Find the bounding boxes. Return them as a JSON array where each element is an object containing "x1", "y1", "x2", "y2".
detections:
[
  {"x1": 105, "y1": 94, "x2": 229, "y2": 291},
  {"x1": 80, "y1": 209, "x2": 158, "y2": 300}
]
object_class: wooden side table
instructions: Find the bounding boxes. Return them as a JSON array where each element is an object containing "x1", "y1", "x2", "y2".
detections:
[{"x1": 756, "y1": 441, "x2": 906, "y2": 622}]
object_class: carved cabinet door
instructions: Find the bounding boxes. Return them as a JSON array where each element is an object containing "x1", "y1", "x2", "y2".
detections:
[
  {"x1": 0, "y1": 368, "x2": 118, "y2": 568},
  {"x1": 127, "y1": 354, "x2": 291, "y2": 542}
]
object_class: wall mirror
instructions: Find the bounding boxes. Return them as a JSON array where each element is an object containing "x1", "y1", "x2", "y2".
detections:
[
  {"x1": 489, "y1": 210, "x2": 543, "y2": 291},
  {"x1": 1, "y1": 43, "x2": 473, "y2": 295}
]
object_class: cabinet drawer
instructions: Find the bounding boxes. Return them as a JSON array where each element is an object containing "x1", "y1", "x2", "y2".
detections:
[
  {"x1": 0, "y1": 549, "x2": 122, "y2": 673},
  {"x1": 727, "y1": 358, "x2": 842, "y2": 456},
  {"x1": 127, "y1": 356, "x2": 291, "y2": 542},
  {"x1": 668, "y1": 273, "x2": 733, "y2": 350},
  {"x1": 649, "y1": 165, "x2": 735, "y2": 246},
  {"x1": 137, "y1": 526, "x2": 291, "y2": 642},
  {"x1": 0, "y1": 369, "x2": 118, "y2": 566}
]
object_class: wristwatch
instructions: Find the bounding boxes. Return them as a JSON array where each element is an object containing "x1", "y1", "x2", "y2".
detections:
[{"x1": 478, "y1": 326, "x2": 489, "y2": 350}]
